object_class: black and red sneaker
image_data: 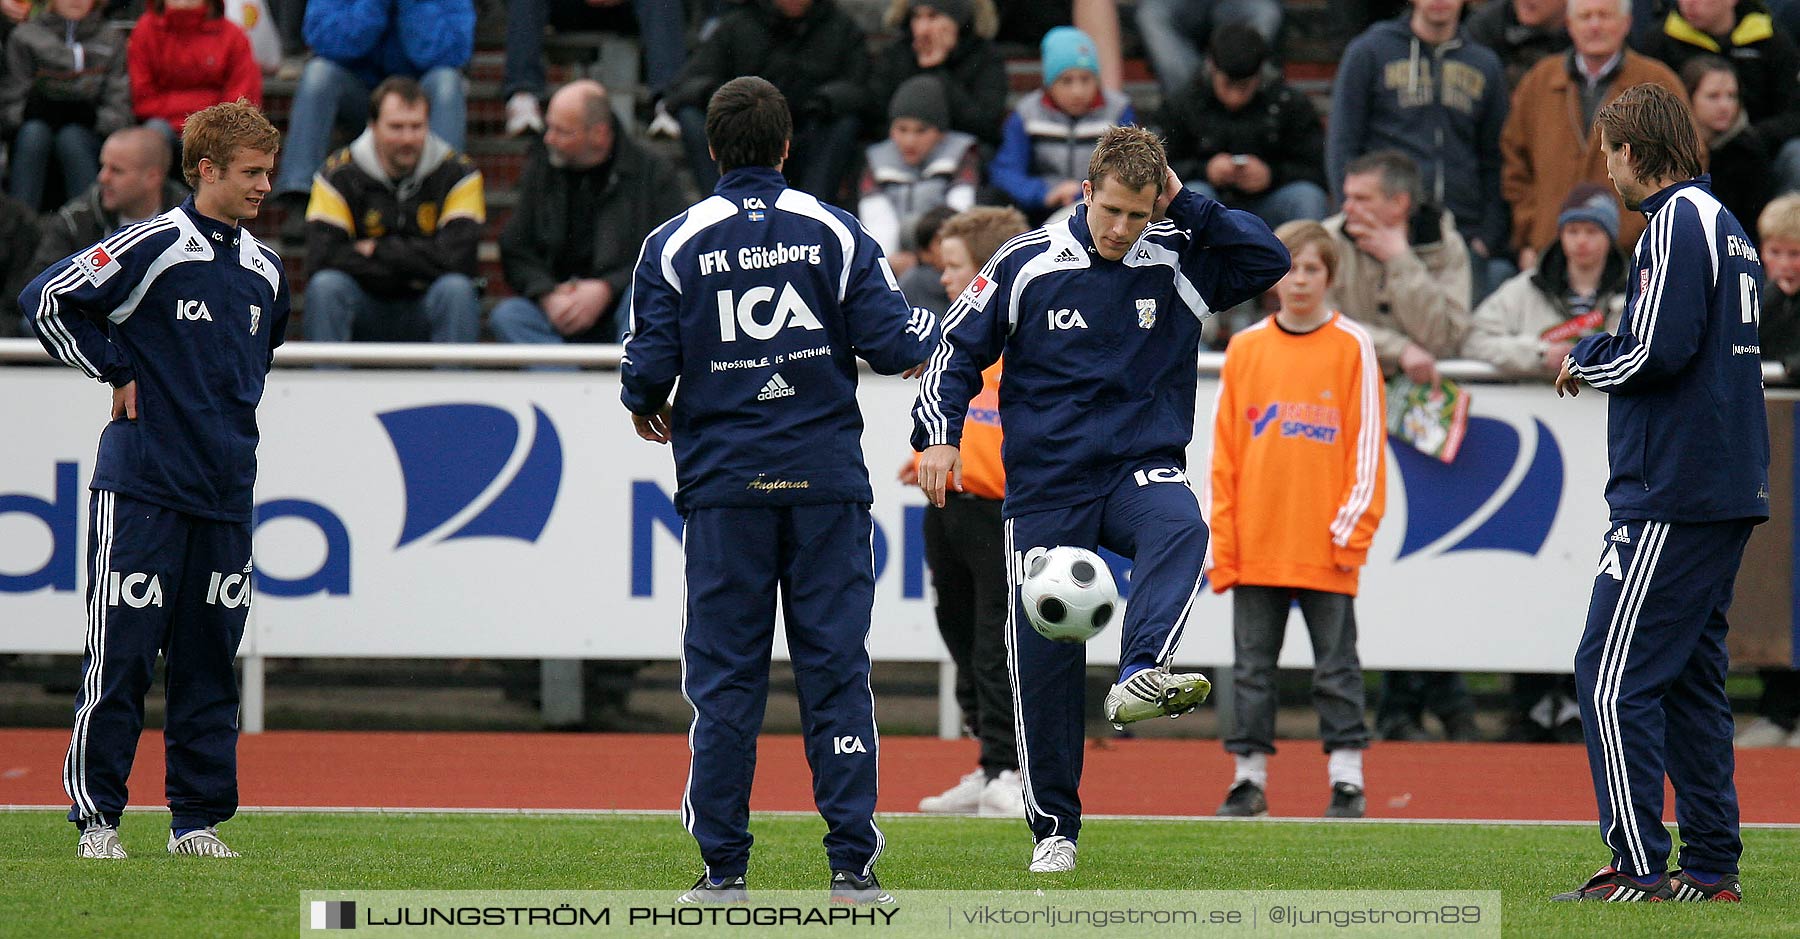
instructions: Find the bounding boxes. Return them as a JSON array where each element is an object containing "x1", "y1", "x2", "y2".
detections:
[
  {"x1": 1669, "y1": 870, "x2": 1742, "y2": 902},
  {"x1": 1550, "y1": 867, "x2": 1671, "y2": 901}
]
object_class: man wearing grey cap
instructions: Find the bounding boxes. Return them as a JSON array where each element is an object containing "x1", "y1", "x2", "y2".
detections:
[{"x1": 1465, "y1": 182, "x2": 1629, "y2": 379}]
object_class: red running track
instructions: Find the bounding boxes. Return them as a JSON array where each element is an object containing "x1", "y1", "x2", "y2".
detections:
[{"x1": 4, "y1": 729, "x2": 1798, "y2": 822}]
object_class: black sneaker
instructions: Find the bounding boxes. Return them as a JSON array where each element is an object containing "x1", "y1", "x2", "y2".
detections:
[
  {"x1": 1216, "y1": 780, "x2": 1269, "y2": 817},
  {"x1": 1669, "y1": 870, "x2": 1742, "y2": 902},
  {"x1": 1550, "y1": 867, "x2": 1670, "y2": 901},
  {"x1": 830, "y1": 870, "x2": 894, "y2": 905},
  {"x1": 1326, "y1": 782, "x2": 1366, "y2": 819},
  {"x1": 678, "y1": 874, "x2": 747, "y2": 903}
]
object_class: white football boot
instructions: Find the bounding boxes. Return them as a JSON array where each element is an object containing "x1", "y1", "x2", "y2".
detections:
[
  {"x1": 77, "y1": 824, "x2": 127, "y2": 859},
  {"x1": 1104, "y1": 665, "x2": 1211, "y2": 727},
  {"x1": 1029, "y1": 835, "x2": 1077, "y2": 873},
  {"x1": 168, "y1": 826, "x2": 240, "y2": 857}
]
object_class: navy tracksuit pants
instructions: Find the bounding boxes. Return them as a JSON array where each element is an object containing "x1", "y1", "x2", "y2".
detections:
[
  {"x1": 680, "y1": 502, "x2": 882, "y2": 879},
  {"x1": 1004, "y1": 462, "x2": 1209, "y2": 845},
  {"x1": 1575, "y1": 518, "x2": 1755, "y2": 876},
  {"x1": 65, "y1": 490, "x2": 253, "y2": 831}
]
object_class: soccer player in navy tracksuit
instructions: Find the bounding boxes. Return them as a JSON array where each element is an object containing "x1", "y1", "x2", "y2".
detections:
[
  {"x1": 21, "y1": 102, "x2": 290, "y2": 860},
  {"x1": 620, "y1": 77, "x2": 937, "y2": 904},
  {"x1": 1552, "y1": 84, "x2": 1768, "y2": 903},
  {"x1": 914, "y1": 127, "x2": 1290, "y2": 873}
]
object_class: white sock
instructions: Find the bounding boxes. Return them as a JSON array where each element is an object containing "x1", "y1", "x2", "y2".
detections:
[
  {"x1": 1327, "y1": 748, "x2": 1364, "y2": 789},
  {"x1": 1233, "y1": 752, "x2": 1268, "y2": 788}
]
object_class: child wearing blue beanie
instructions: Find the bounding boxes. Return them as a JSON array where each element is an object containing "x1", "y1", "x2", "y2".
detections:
[{"x1": 989, "y1": 26, "x2": 1136, "y2": 221}]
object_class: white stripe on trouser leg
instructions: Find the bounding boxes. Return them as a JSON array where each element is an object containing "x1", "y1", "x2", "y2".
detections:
[
  {"x1": 675, "y1": 527, "x2": 702, "y2": 874},
  {"x1": 862, "y1": 513, "x2": 885, "y2": 878},
  {"x1": 1153, "y1": 480, "x2": 1207, "y2": 666},
  {"x1": 1593, "y1": 519, "x2": 1657, "y2": 872},
  {"x1": 1002, "y1": 518, "x2": 1055, "y2": 836},
  {"x1": 1595, "y1": 520, "x2": 1661, "y2": 875},
  {"x1": 67, "y1": 490, "x2": 115, "y2": 820},
  {"x1": 1595, "y1": 521, "x2": 1667, "y2": 875}
]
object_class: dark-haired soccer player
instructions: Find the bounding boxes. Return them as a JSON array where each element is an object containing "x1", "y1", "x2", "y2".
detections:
[
  {"x1": 621, "y1": 76, "x2": 937, "y2": 904},
  {"x1": 23, "y1": 101, "x2": 290, "y2": 860},
  {"x1": 1553, "y1": 82, "x2": 1768, "y2": 903},
  {"x1": 914, "y1": 126, "x2": 1289, "y2": 873}
]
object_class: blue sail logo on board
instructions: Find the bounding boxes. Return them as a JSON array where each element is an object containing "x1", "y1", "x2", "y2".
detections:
[
  {"x1": 1389, "y1": 416, "x2": 1564, "y2": 560},
  {"x1": 378, "y1": 404, "x2": 564, "y2": 549}
]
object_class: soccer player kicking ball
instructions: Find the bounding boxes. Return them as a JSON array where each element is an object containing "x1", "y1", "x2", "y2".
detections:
[
  {"x1": 622, "y1": 77, "x2": 937, "y2": 904},
  {"x1": 1552, "y1": 83, "x2": 1767, "y2": 903},
  {"x1": 914, "y1": 126, "x2": 1289, "y2": 872},
  {"x1": 22, "y1": 101, "x2": 289, "y2": 860}
]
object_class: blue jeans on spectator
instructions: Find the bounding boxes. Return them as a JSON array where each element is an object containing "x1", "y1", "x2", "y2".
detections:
[
  {"x1": 274, "y1": 58, "x2": 467, "y2": 198},
  {"x1": 1135, "y1": 0, "x2": 1283, "y2": 96},
  {"x1": 1187, "y1": 179, "x2": 1328, "y2": 228},
  {"x1": 302, "y1": 269, "x2": 481, "y2": 342},
  {"x1": 1466, "y1": 240, "x2": 1517, "y2": 307},
  {"x1": 9, "y1": 121, "x2": 101, "y2": 212},
  {"x1": 679, "y1": 106, "x2": 859, "y2": 204},
  {"x1": 503, "y1": 0, "x2": 686, "y2": 100},
  {"x1": 489, "y1": 289, "x2": 631, "y2": 344}
]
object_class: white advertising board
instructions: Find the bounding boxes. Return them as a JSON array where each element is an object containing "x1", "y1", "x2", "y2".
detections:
[{"x1": 0, "y1": 368, "x2": 1616, "y2": 670}]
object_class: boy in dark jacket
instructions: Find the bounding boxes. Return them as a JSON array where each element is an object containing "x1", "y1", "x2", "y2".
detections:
[
  {"x1": 1161, "y1": 22, "x2": 1328, "y2": 229},
  {"x1": 666, "y1": 0, "x2": 869, "y2": 200}
]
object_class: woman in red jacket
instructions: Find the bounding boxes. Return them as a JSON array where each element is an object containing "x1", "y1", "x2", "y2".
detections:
[{"x1": 129, "y1": 0, "x2": 262, "y2": 147}]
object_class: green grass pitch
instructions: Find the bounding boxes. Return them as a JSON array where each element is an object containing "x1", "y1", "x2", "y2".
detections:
[{"x1": 2, "y1": 811, "x2": 1796, "y2": 938}]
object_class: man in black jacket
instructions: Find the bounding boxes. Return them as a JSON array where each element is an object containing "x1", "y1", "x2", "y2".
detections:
[
  {"x1": 494, "y1": 80, "x2": 686, "y2": 344},
  {"x1": 867, "y1": 1, "x2": 1009, "y2": 151},
  {"x1": 30, "y1": 128, "x2": 188, "y2": 291},
  {"x1": 666, "y1": 0, "x2": 868, "y2": 200},
  {"x1": 1160, "y1": 23, "x2": 1328, "y2": 230},
  {"x1": 302, "y1": 77, "x2": 485, "y2": 343}
]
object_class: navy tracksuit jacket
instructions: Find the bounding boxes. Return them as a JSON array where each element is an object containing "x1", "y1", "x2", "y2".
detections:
[
  {"x1": 1565, "y1": 176, "x2": 1770, "y2": 876},
  {"x1": 913, "y1": 187, "x2": 1289, "y2": 844},
  {"x1": 621, "y1": 165, "x2": 937, "y2": 878},
  {"x1": 22, "y1": 197, "x2": 290, "y2": 831}
]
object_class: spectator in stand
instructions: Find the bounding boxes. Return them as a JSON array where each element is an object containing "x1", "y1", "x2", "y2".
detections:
[
  {"x1": 990, "y1": 0, "x2": 1124, "y2": 89},
  {"x1": 898, "y1": 204, "x2": 958, "y2": 314},
  {"x1": 501, "y1": 0, "x2": 688, "y2": 137},
  {"x1": 1, "y1": 0, "x2": 132, "y2": 212},
  {"x1": 492, "y1": 80, "x2": 686, "y2": 345},
  {"x1": 1684, "y1": 55, "x2": 1773, "y2": 238},
  {"x1": 129, "y1": 0, "x2": 264, "y2": 153},
  {"x1": 664, "y1": 0, "x2": 868, "y2": 200},
  {"x1": 1634, "y1": 0, "x2": 1800, "y2": 190},
  {"x1": 1160, "y1": 21, "x2": 1328, "y2": 230},
  {"x1": 857, "y1": 75, "x2": 979, "y2": 273},
  {"x1": 989, "y1": 26, "x2": 1132, "y2": 223},
  {"x1": 1465, "y1": 0, "x2": 1573, "y2": 91},
  {"x1": 271, "y1": 0, "x2": 474, "y2": 225},
  {"x1": 1502, "y1": 0, "x2": 1681, "y2": 269},
  {"x1": 1133, "y1": 0, "x2": 1284, "y2": 98},
  {"x1": 1325, "y1": 150, "x2": 1472, "y2": 383},
  {"x1": 1328, "y1": 0, "x2": 1512, "y2": 303},
  {"x1": 301, "y1": 77, "x2": 483, "y2": 342},
  {"x1": 1759, "y1": 192, "x2": 1800, "y2": 375},
  {"x1": 1325, "y1": 148, "x2": 1476, "y2": 742},
  {"x1": 1466, "y1": 183, "x2": 1627, "y2": 378},
  {"x1": 29, "y1": 127, "x2": 189, "y2": 298},
  {"x1": 869, "y1": 0, "x2": 1009, "y2": 151}
]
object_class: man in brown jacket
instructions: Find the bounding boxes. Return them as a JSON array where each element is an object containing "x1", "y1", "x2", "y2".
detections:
[{"x1": 1501, "y1": 0, "x2": 1681, "y2": 268}]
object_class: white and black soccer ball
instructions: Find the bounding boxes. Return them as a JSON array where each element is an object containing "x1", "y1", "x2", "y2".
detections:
[{"x1": 1020, "y1": 546, "x2": 1119, "y2": 643}]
